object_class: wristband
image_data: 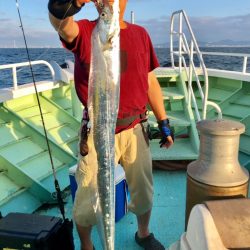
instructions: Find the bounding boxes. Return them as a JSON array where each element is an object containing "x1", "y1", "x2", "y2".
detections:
[
  {"x1": 158, "y1": 118, "x2": 174, "y2": 146},
  {"x1": 157, "y1": 119, "x2": 171, "y2": 136},
  {"x1": 48, "y1": 0, "x2": 84, "y2": 20}
]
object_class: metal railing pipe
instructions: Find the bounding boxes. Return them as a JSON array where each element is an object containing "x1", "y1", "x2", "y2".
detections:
[
  {"x1": 170, "y1": 10, "x2": 222, "y2": 120},
  {"x1": 0, "y1": 60, "x2": 55, "y2": 89}
]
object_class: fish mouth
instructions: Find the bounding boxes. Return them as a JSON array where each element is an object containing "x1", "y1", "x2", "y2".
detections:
[
  {"x1": 92, "y1": 0, "x2": 113, "y2": 6},
  {"x1": 92, "y1": 0, "x2": 115, "y2": 9},
  {"x1": 91, "y1": 0, "x2": 111, "y2": 14}
]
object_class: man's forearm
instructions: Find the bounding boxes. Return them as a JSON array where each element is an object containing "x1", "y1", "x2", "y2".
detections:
[
  {"x1": 49, "y1": 12, "x2": 69, "y2": 31},
  {"x1": 49, "y1": 13, "x2": 78, "y2": 42},
  {"x1": 147, "y1": 71, "x2": 167, "y2": 121}
]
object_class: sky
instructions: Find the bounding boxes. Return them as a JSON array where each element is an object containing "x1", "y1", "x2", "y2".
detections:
[{"x1": 1, "y1": 0, "x2": 250, "y2": 48}]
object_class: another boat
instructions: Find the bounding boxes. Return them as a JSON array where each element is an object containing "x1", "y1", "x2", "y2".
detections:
[{"x1": 0, "y1": 10, "x2": 249, "y2": 250}]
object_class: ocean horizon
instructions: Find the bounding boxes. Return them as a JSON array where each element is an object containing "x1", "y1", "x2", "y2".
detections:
[
  {"x1": 2, "y1": 45, "x2": 250, "y2": 49},
  {"x1": 1, "y1": 47, "x2": 250, "y2": 88}
]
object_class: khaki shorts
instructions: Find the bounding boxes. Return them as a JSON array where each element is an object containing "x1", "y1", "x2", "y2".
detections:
[{"x1": 73, "y1": 123, "x2": 153, "y2": 227}]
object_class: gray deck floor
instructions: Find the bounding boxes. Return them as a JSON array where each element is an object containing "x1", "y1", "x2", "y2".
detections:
[{"x1": 37, "y1": 169, "x2": 187, "y2": 250}]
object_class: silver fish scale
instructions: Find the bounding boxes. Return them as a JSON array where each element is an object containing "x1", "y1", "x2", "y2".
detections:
[{"x1": 87, "y1": 0, "x2": 120, "y2": 249}]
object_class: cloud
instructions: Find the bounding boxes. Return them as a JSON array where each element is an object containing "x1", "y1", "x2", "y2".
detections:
[
  {"x1": 139, "y1": 16, "x2": 171, "y2": 45},
  {"x1": 138, "y1": 14, "x2": 250, "y2": 45},
  {"x1": 0, "y1": 17, "x2": 60, "y2": 48},
  {"x1": 189, "y1": 14, "x2": 250, "y2": 42},
  {"x1": 1, "y1": 12, "x2": 250, "y2": 47},
  {"x1": 0, "y1": 18, "x2": 20, "y2": 44}
]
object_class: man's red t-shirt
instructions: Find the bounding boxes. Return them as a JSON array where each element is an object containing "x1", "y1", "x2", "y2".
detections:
[{"x1": 62, "y1": 20, "x2": 159, "y2": 133}]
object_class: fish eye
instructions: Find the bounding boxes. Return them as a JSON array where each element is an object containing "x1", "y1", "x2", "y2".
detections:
[{"x1": 101, "y1": 11, "x2": 107, "y2": 18}]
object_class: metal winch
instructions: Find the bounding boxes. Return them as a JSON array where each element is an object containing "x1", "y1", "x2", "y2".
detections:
[{"x1": 185, "y1": 119, "x2": 249, "y2": 227}]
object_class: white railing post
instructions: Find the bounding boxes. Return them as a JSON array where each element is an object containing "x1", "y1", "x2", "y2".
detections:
[
  {"x1": 12, "y1": 66, "x2": 18, "y2": 90},
  {"x1": 243, "y1": 56, "x2": 248, "y2": 74},
  {"x1": 0, "y1": 60, "x2": 55, "y2": 89},
  {"x1": 170, "y1": 15, "x2": 175, "y2": 67},
  {"x1": 131, "y1": 11, "x2": 135, "y2": 24},
  {"x1": 179, "y1": 13, "x2": 183, "y2": 73},
  {"x1": 188, "y1": 41, "x2": 194, "y2": 107}
]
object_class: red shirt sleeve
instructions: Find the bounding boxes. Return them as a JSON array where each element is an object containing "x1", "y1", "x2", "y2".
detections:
[{"x1": 146, "y1": 31, "x2": 160, "y2": 72}]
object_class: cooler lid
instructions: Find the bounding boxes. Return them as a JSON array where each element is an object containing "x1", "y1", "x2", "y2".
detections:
[
  {"x1": 69, "y1": 164, "x2": 77, "y2": 174},
  {"x1": 115, "y1": 164, "x2": 125, "y2": 184}
]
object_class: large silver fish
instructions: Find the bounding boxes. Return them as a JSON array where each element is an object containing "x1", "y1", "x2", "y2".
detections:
[{"x1": 87, "y1": 0, "x2": 120, "y2": 249}]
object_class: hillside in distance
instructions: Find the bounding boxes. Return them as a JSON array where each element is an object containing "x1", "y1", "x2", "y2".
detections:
[{"x1": 155, "y1": 39, "x2": 250, "y2": 48}]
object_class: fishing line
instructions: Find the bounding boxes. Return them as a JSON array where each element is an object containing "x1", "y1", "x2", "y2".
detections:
[
  {"x1": 15, "y1": 0, "x2": 66, "y2": 220},
  {"x1": 57, "y1": 0, "x2": 74, "y2": 32}
]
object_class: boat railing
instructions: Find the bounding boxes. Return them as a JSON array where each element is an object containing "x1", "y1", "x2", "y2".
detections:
[
  {"x1": 170, "y1": 10, "x2": 222, "y2": 120},
  {"x1": 0, "y1": 60, "x2": 55, "y2": 90},
  {"x1": 201, "y1": 51, "x2": 250, "y2": 74}
]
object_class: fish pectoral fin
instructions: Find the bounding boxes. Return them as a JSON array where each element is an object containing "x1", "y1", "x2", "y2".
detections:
[
  {"x1": 102, "y1": 43, "x2": 112, "y2": 51},
  {"x1": 105, "y1": 33, "x2": 116, "y2": 49},
  {"x1": 108, "y1": 31, "x2": 117, "y2": 43}
]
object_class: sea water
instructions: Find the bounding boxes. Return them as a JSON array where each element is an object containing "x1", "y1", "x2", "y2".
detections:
[{"x1": 1, "y1": 47, "x2": 250, "y2": 88}]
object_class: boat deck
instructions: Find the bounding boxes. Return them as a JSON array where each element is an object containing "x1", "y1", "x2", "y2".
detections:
[
  {"x1": 0, "y1": 61, "x2": 249, "y2": 249},
  {"x1": 36, "y1": 169, "x2": 250, "y2": 250}
]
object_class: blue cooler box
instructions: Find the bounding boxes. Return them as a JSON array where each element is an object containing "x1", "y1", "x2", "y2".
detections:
[{"x1": 69, "y1": 164, "x2": 129, "y2": 222}]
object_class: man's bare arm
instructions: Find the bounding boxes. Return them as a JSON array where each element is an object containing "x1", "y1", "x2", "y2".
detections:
[{"x1": 148, "y1": 71, "x2": 174, "y2": 148}]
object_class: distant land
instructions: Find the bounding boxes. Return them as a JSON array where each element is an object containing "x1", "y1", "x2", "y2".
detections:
[
  {"x1": 155, "y1": 39, "x2": 250, "y2": 48},
  {"x1": 1, "y1": 40, "x2": 250, "y2": 49}
]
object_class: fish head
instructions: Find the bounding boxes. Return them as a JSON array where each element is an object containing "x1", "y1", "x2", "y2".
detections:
[{"x1": 96, "y1": 0, "x2": 120, "y2": 49}]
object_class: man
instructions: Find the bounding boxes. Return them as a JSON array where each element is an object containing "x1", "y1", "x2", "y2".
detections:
[{"x1": 48, "y1": 0, "x2": 174, "y2": 249}]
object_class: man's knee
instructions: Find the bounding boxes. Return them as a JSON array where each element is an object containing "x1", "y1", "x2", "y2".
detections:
[{"x1": 128, "y1": 191, "x2": 153, "y2": 215}]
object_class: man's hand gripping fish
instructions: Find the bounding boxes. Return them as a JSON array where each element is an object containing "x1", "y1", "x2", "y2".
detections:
[{"x1": 87, "y1": 0, "x2": 120, "y2": 249}]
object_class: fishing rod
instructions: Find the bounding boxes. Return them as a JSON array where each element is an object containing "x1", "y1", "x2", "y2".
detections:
[{"x1": 15, "y1": 0, "x2": 66, "y2": 220}]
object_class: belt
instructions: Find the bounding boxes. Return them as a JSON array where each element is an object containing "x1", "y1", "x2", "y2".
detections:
[{"x1": 116, "y1": 112, "x2": 148, "y2": 127}]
